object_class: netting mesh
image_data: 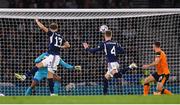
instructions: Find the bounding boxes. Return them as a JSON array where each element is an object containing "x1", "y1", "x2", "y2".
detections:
[{"x1": 0, "y1": 11, "x2": 180, "y2": 96}]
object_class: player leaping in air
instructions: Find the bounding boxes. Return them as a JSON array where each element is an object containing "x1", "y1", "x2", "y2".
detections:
[
  {"x1": 83, "y1": 30, "x2": 137, "y2": 95},
  {"x1": 142, "y1": 42, "x2": 172, "y2": 95},
  {"x1": 35, "y1": 19, "x2": 71, "y2": 96},
  {"x1": 16, "y1": 18, "x2": 70, "y2": 96},
  {"x1": 15, "y1": 52, "x2": 81, "y2": 96}
]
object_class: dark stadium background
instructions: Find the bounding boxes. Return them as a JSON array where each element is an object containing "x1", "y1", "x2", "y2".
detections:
[{"x1": 0, "y1": 0, "x2": 180, "y2": 8}]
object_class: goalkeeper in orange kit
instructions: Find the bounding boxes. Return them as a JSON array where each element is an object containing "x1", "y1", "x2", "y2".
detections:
[{"x1": 142, "y1": 42, "x2": 172, "y2": 95}]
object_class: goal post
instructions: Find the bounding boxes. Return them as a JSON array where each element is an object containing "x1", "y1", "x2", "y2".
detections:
[
  {"x1": 0, "y1": 9, "x2": 180, "y2": 19},
  {"x1": 0, "y1": 9, "x2": 179, "y2": 96}
]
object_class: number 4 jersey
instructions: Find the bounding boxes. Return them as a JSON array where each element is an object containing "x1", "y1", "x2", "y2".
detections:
[
  {"x1": 86, "y1": 40, "x2": 124, "y2": 63},
  {"x1": 47, "y1": 30, "x2": 66, "y2": 55}
]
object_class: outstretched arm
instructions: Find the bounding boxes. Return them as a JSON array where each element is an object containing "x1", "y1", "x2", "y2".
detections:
[
  {"x1": 59, "y1": 59, "x2": 74, "y2": 69},
  {"x1": 59, "y1": 59, "x2": 81, "y2": 70},
  {"x1": 116, "y1": 43, "x2": 125, "y2": 54},
  {"x1": 142, "y1": 56, "x2": 160, "y2": 69},
  {"x1": 35, "y1": 18, "x2": 48, "y2": 33},
  {"x1": 83, "y1": 42, "x2": 103, "y2": 53}
]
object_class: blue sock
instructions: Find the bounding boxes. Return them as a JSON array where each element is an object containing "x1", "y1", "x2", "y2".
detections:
[
  {"x1": 25, "y1": 87, "x2": 32, "y2": 96},
  {"x1": 54, "y1": 81, "x2": 60, "y2": 94},
  {"x1": 48, "y1": 78, "x2": 54, "y2": 94},
  {"x1": 25, "y1": 67, "x2": 38, "y2": 77},
  {"x1": 103, "y1": 77, "x2": 108, "y2": 95}
]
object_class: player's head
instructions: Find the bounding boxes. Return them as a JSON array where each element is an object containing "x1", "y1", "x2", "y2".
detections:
[
  {"x1": 49, "y1": 23, "x2": 58, "y2": 32},
  {"x1": 153, "y1": 41, "x2": 161, "y2": 51},
  {"x1": 104, "y1": 30, "x2": 112, "y2": 41}
]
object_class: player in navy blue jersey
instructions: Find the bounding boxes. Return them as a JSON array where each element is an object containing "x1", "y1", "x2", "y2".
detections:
[
  {"x1": 34, "y1": 19, "x2": 70, "y2": 96},
  {"x1": 83, "y1": 30, "x2": 137, "y2": 95},
  {"x1": 20, "y1": 19, "x2": 70, "y2": 96}
]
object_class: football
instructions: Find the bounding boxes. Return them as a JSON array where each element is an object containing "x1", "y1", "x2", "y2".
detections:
[
  {"x1": 0, "y1": 93, "x2": 5, "y2": 96},
  {"x1": 99, "y1": 25, "x2": 108, "y2": 33}
]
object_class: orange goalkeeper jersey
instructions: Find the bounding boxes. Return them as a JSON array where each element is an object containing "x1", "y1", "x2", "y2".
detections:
[{"x1": 155, "y1": 50, "x2": 170, "y2": 75}]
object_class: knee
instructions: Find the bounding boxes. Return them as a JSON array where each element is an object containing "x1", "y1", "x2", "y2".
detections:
[
  {"x1": 143, "y1": 78, "x2": 149, "y2": 85},
  {"x1": 31, "y1": 81, "x2": 37, "y2": 88},
  {"x1": 56, "y1": 77, "x2": 61, "y2": 82},
  {"x1": 48, "y1": 71, "x2": 54, "y2": 78},
  {"x1": 53, "y1": 75, "x2": 61, "y2": 82},
  {"x1": 157, "y1": 83, "x2": 163, "y2": 92},
  {"x1": 35, "y1": 63, "x2": 40, "y2": 68},
  {"x1": 157, "y1": 86, "x2": 163, "y2": 92},
  {"x1": 35, "y1": 62, "x2": 43, "y2": 68},
  {"x1": 104, "y1": 74, "x2": 111, "y2": 80},
  {"x1": 111, "y1": 69, "x2": 117, "y2": 75}
]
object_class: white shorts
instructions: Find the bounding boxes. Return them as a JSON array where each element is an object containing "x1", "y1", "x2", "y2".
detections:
[
  {"x1": 107, "y1": 62, "x2": 120, "y2": 77},
  {"x1": 41, "y1": 54, "x2": 60, "y2": 73}
]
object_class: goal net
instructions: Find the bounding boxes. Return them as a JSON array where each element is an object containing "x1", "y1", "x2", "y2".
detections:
[{"x1": 0, "y1": 9, "x2": 179, "y2": 96}]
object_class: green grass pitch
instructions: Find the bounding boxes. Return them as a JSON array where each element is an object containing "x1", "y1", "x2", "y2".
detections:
[{"x1": 0, "y1": 95, "x2": 180, "y2": 104}]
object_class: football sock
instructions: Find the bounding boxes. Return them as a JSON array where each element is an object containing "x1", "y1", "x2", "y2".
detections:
[
  {"x1": 114, "y1": 67, "x2": 132, "y2": 78},
  {"x1": 32, "y1": 88, "x2": 36, "y2": 95},
  {"x1": 54, "y1": 81, "x2": 60, "y2": 94},
  {"x1": 144, "y1": 83, "x2": 150, "y2": 96},
  {"x1": 48, "y1": 78, "x2": 54, "y2": 94},
  {"x1": 103, "y1": 77, "x2": 108, "y2": 95},
  {"x1": 25, "y1": 67, "x2": 39, "y2": 77},
  {"x1": 119, "y1": 67, "x2": 131, "y2": 75},
  {"x1": 25, "y1": 87, "x2": 32, "y2": 96},
  {"x1": 161, "y1": 89, "x2": 172, "y2": 95},
  {"x1": 114, "y1": 72, "x2": 122, "y2": 78}
]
